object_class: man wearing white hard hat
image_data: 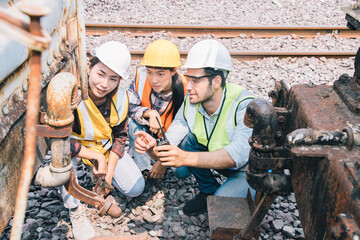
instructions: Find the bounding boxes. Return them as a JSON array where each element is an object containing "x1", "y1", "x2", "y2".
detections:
[
  {"x1": 60, "y1": 41, "x2": 144, "y2": 239},
  {"x1": 135, "y1": 39, "x2": 256, "y2": 216}
]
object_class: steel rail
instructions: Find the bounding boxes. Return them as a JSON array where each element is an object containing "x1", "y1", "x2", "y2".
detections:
[
  {"x1": 86, "y1": 50, "x2": 356, "y2": 61},
  {"x1": 85, "y1": 23, "x2": 360, "y2": 38}
]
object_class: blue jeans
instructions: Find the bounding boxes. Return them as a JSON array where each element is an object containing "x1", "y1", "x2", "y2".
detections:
[
  {"x1": 128, "y1": 119, "x2": 154, "y2": 172},
  {"x1": 175, "y1": 132, "x2": 255, "y2": 198}
]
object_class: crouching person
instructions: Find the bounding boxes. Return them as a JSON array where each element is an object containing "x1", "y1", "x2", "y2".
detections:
[
  {"x1": 127, "y1": 39, "x2": 187, "y2": 197},
  {"x1": 60, "y1": 41, "x2": 144, "y2": 240},
  {"x1": 135, "y1": 39, "x2": 255, "y2": 217}
]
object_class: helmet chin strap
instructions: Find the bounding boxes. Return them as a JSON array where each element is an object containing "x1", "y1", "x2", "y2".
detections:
[{"x1": 221, "y1": 70, "x2": 229, "y2": 80}]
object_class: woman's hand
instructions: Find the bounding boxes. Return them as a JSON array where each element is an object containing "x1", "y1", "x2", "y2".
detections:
[
  {"x1": 135, "y1": 131, "x2": 157, "y2": 154},
  {"x1": 92, "y1": 152, "x2": 108, "y2": 176},
  {"x1": 146, "y1": 110, "x2": 162, "y2": 135},
  {"x1": 149, "y1": 160, "x2": 167, "y2": 179}
]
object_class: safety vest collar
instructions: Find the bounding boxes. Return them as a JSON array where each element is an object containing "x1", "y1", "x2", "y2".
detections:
[
  {"x1": 71, "y1": 88, "x2": 128, "y2": 165},
  {"x1": 184, "y1": 84, "x2": 254, "y2": 151}
]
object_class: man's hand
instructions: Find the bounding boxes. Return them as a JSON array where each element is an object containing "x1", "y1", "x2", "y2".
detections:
[
  {"x1": 146, "y1": 110, "x2": 162, "y2": 135},
  {"x1": 149, "y1": 161, "x2": 167, "y2": 179},
  {"x1": 135, "y1": 131, "x2": 157, "y2": 154},
  {"x1": 154, "y1": 144, "x2": 188, "y2": 168}
]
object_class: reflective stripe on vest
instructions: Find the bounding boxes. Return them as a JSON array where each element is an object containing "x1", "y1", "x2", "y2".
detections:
[
  {"x1": 135, "y1": 66, "x2": 188, "y2": 131},
  {"x1": 184, "y1": 84, "x2": 254, "y2": 151},
  {"x1": 71, "y1": 87, "x2": 128, "y2": 165}
]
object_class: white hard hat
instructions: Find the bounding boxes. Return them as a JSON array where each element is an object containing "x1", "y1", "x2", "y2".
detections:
[
  {"x1": 184, "y1": 39, "x2": 232, "y2": 71},
  {"x1": 90, "y1": 41, "x2": 131, "y2": 79}
]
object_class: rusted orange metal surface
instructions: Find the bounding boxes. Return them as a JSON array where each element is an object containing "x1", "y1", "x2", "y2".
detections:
[
  {"x1": 44, "y1": 72, "x2": 79, "y2": 127},
  {"x1": 9, "y1": 4, "x2": 50, "y2": 239},
  {"x1": 0, "y1": 0, "x2": 88, "y2": 236},
  {"x1": 64, "y1": 170, "x2": 122, "y2": 218},
  {"x1": 285, "y1": 79, "x2": 360, "y2": 239},
  {"x1": 242, "y1": 74, "x2": 360, "y2": 239}
]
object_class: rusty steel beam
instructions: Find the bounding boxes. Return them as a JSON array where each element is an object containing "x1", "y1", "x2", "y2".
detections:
[
  {"x1": 10, "y1": 4, "x2": 50, "y2": 240},
  {"x1": 85, "y1": 23, "x2": 360, "y2": 38}
]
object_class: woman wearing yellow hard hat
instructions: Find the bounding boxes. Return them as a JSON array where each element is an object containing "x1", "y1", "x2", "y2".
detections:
[{"x1": 127, "y1": 39, "x2": 187, "y2": 185}]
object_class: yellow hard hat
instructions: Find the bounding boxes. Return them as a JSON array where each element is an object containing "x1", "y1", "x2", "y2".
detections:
[{"x1": 140, "y1": 39, "x2": 182, "y2": 68}]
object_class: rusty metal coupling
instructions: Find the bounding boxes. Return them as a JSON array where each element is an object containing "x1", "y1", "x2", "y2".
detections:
[
  {"x1": 35, "y1": 72, "x2": 79, "y2": 187},
  {"x1": 244, "y1": 98, "x2": 278, "y2": 151},
  {"x1": 44, "y1": 72, "x2": 79, "y2": 127}
]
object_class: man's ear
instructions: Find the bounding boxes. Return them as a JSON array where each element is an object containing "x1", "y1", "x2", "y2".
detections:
[{"x1": 212, "y1": 75, "x2": 222, "y2": 89}]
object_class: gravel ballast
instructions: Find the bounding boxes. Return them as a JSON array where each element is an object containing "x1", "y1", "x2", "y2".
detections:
[
  {"x1": 1, "y1": 0, "x2": 359, "y2": 239},
  {"x1": 84, "y1": 0, "x2": 353, "y2": 26}
]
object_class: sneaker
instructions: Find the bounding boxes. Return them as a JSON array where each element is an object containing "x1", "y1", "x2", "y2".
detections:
[
  {"x1": 183, "y1": 192, "x2": 211, "y2": 216},
  {"x1": 70, "y1": 204, "x2": 95, "y2": 240}
]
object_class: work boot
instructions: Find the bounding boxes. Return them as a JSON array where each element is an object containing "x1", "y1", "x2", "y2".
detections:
[
  {"x1": 183, "y1": 192, "x2": 211, "y2": 216},
  {"x1": 70, "y1": 204, "x2": 95, "y2": 240}
]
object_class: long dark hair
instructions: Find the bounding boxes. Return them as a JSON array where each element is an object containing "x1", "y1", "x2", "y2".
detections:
[
  {"x1": 168, "y1": 70, "x2": 185, "y2": 120},
  {"x1": 148, "y1": 67, "x2": 184, "y2": 121}
]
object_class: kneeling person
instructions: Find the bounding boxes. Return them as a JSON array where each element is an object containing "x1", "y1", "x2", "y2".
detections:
[
  {"x1": 135, "y1": 39, "x2": 255, "y2": 216},
  {"x1": 61, "y1": 41, "x2": 145, "y2": 240}
]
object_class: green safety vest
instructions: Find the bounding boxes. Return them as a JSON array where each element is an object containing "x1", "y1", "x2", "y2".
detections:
[{"x1": 184, "y1": 83, "x2": 254, "y2": 151}]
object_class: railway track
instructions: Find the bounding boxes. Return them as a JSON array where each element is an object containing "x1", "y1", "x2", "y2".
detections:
[
  {"x1": 85, "y1": 23, "x2": 359, "y2": 60},
  {"x1": 85, "y1": 23, "x2": 360, "y2": 38},
  {"x1": 86, "y1": 50, "x2": 356, "y2": 61}
]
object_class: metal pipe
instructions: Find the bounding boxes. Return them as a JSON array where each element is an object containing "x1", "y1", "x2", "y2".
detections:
[
  {"x1": 35, "y1": 72, "x2": 78, "y2": 187},
  {"x1": 10, "y1": 5, "x2": 49, "y2": 239},
  {"x1": 76, "y1": 0, "x2": 89, "y2": 100},
  {"x1": 244, "y1": 98, "x2": 278, "y2": 151},
  {"x1": 44, "y1": 72, "x2": 79, "y2": 127},
  {"x1": 244, "y1": 98, "x2": 293, "y2": 193},
  {"x1": 286, "y1": 128, "x2": 348, "y2": 146},
  {"x1": 34, "y1": 138, "x2": 73, "y2": 187}
]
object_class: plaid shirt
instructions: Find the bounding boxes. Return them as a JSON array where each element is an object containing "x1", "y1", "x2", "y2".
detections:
[
  {"x1": 127, "y1": 70, "x2": 173, "y2": 126},
  {"x1": 70, "y1": 96, "x2": 128, "y2": 158}
]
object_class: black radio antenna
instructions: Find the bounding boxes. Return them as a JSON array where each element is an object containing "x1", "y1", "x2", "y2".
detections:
[{"x1": 155, "y1": 116, "x2": 167, "y2": 139}]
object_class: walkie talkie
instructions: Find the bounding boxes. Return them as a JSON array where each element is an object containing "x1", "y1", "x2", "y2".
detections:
[{"x1": 155, "y1": 116, "x2": 170, "y2": 146}]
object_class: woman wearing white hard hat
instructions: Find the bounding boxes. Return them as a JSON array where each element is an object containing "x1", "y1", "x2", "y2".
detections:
[{"x1": 60, "y1": 41, "x2": 145, "y2": 240}]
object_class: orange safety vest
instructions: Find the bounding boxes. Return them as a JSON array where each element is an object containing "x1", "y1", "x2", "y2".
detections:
[{"x1": 135, "y1": 67, "x2": 187, "y2": 131}]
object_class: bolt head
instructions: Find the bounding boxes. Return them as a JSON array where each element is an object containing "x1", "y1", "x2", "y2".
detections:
[
  {"x1": 12, "y1": 94, "x2": 19, "y2": 103},
  {"x1": 22, "y1": 84, "x2": 28, "y2": 92},
  {"x1": 2, "y1": 106, "x2": 9, "y2": 116}
]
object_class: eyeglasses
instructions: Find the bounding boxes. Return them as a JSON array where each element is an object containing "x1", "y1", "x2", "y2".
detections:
[{"x1": 184, "y1": 74, "x2": 214, "y2": 85}]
